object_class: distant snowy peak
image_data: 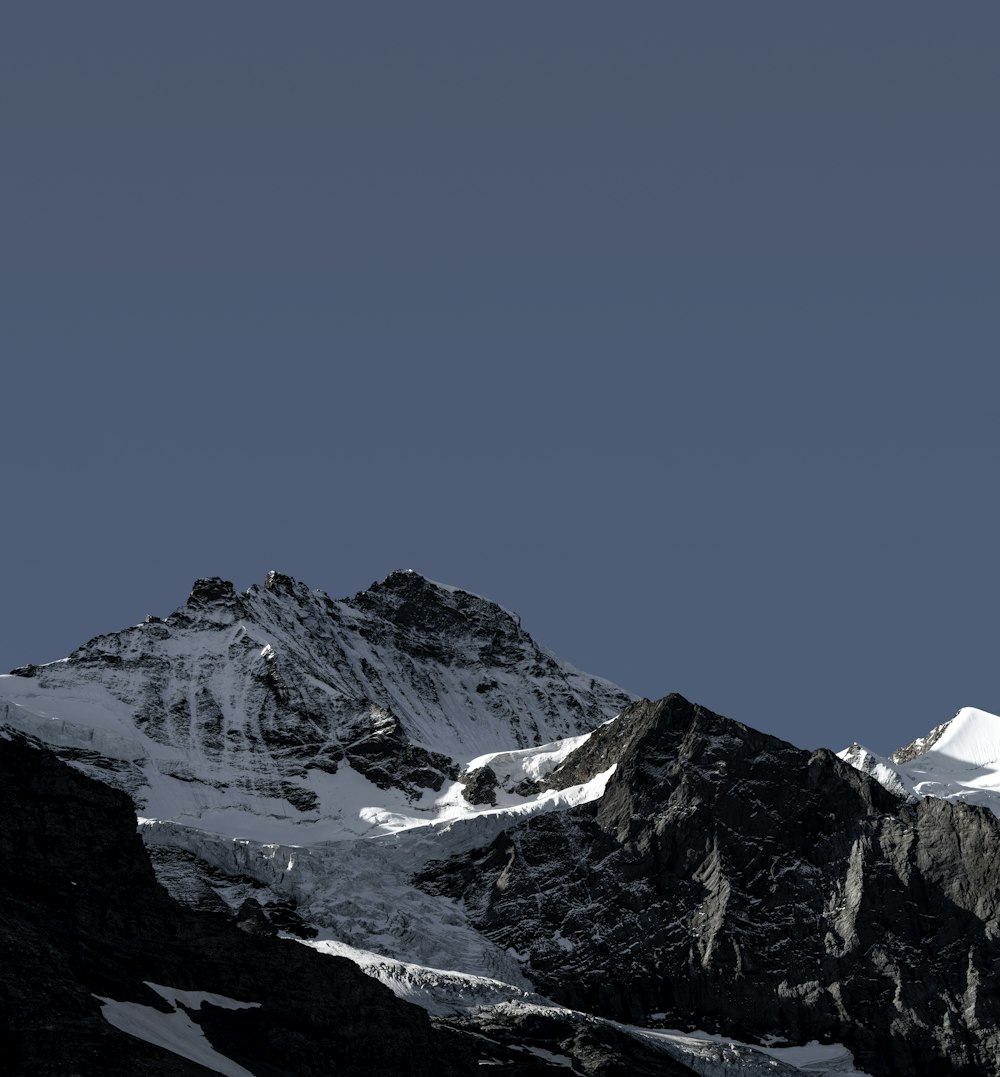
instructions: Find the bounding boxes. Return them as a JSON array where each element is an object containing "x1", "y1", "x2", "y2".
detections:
[
  {"x1": 893, "y1": 706, "x2": 1000, "y2": 769},
  {"x1": 840, "y1": 706, "x2": 1000, "y2": 817},
  {"x1": 0, "y1": 570, "x2": 632, "y2": 827}
]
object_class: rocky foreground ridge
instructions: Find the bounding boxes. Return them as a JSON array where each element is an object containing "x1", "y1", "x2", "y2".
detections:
[
  {"x1": 3, "y1": 571, "x2": 1000, "y2": 1076},
  {"x1": 420, "y1": 694, "x2": 1000, "y2": 1076}
]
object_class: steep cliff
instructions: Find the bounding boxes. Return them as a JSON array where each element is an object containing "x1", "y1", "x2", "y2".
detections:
[{"x1": 417, "y1": 695, "x2": 1000, "y2": 1076}]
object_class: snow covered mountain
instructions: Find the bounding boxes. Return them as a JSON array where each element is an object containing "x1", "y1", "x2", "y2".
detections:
[
  {"x1": 6, "y1": 570, "x2": 1000, "y2": 1076},
  {"x1": 839, "y1": 706, "x2": 1000, "y2": 817},
  {"x1": 0, "y1": 569, "x2": 630, "y2": 841}
]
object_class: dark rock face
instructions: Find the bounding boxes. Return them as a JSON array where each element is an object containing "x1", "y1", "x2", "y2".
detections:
[
  {"x1": 189, "y1": 576, "x2": 242, "y2": 609},
  {"x1": 337, "y1": 705, "x2": 460, "y2": 793},
  {"x1": 417, "y1": 695, "x2": 1000, "y2": 1077},
  {"x1": 234, "y1": 897, "x2": 276, "y2": 936},
  {"x1": 0, "y1": 734, "x2": 477, "y2": 1077},
  {"x1": 354, "y1": 570, "x2": 520, "y2": 663},
  {"x1": 461, "y1": 764, "x2": 499, "y2": 805}
]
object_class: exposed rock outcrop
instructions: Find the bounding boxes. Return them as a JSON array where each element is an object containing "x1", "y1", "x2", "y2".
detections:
[
  {"x1": 462, "y1": 764, "x2": 500, "y2": 805},
  {"x1": 418, "y1": 694, "x2": 1000, "y2": 1077}
]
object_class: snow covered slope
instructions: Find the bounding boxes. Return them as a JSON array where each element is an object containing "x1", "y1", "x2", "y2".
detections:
[
  {"x1": 839, "y1": 706, "x2": 1000, "y2": 815},
  {"x1": 0, "y1": 569, "x2": 631, "y2": 836}
]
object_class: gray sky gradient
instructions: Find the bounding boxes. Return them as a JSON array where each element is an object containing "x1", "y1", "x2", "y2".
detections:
[{"x1": 3, "y1": 3, "x2": 998, "y2": 755}]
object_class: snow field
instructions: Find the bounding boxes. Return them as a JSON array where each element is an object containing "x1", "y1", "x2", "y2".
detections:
[{"x1": 95, "y1": 982, "x2": 260, "y2": 1077}]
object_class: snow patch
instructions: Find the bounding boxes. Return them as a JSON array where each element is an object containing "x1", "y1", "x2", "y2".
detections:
[
  {"x1": 95, "y1": 982, "x2": 260, "y2": 1077},
  {"x1": 464, "y1": 731, "x2": 596, "y2": 785}
]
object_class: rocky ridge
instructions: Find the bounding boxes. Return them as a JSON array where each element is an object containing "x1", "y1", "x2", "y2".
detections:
[{"x1": 418, "y1": 695, "x2": 1000, "y2": 1077}]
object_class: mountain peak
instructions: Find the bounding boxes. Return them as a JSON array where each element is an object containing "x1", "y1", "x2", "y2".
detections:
[
  {"x1": 177, "y1": 576, "x2": 244, "y2": 626},
  {"x1": 893, "y1": 706, "x2": 1000, "y2": 768},
  {"x1": 367, "y1": 568, "x2": 447, "y2": 599},
  {"x1": 351, "y1": 570, "x2": 521, "y2": 639},
  {"x1": 263, "y1": 569, "x2": 303, "y2": 596},
  {"x1": 842, "y1": 706, "x2": 1000, "y2": 817},
  {"x1": 1, "y1": 569, "x2": 632, "y2": 823},
  {"x1": 365, "y1": 568, "x2": 485, "y2": 602},
  {"x1": 187, "y1": 576, "x2": 239, "y2": 605}
]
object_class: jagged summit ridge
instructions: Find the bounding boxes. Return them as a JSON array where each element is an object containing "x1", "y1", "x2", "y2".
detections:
[
  {"x1": 355, "y1": 567, "x2": 522, "y2": 621},
  {"x1": 0, "y1": 570, "x2": 632, "y2": 836}
]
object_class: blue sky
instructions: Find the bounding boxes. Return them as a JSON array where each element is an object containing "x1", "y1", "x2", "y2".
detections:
[{"x1": 3, "y1": 3, "x2": 998, "y2": 754}]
